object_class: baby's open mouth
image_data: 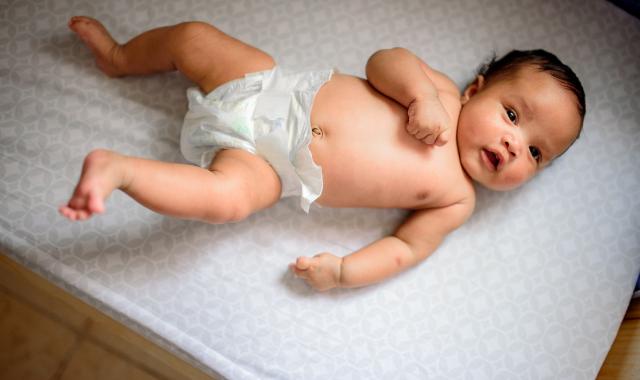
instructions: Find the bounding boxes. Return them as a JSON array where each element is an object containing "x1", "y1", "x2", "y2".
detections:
[{"x1": 484, "y1": 149, "x2": 500, "y2": 170}]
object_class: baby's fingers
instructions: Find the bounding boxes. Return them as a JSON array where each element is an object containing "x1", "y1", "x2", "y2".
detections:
[
  {"x1": 435, "y1": 127, "x2": 451, "y2": 146},
  {"x1": 295, "y1": 256, "x2": 312, "y2": 270},
  {"x1": 289, "y1": 264, "x2": 308, "y2": 279},
  {"x1": 405, "y1": 119, "x2": 419, "y2": 135},
  {"x1": 406, "y1": 121, "x2": 433, "y2": 140},
  {"x1": 420, "y1": 132, "x2": 437, "y2": 145},
  {"x1": 290, "y1": 257, "x2": 312, "y2": 278}
]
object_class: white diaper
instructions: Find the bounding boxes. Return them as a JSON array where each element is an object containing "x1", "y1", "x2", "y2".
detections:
[{"x1": 180, "y1": 66, "x2": 333, "y2": 213}]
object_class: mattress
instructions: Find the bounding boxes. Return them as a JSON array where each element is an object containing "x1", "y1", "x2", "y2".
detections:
[{"x1": 1, "y1": 0, "x2": 639, "y2": 379}]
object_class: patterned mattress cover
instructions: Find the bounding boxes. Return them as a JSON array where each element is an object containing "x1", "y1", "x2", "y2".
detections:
[{"x1": 1, "y1": 0, "x2": 639, "y2": 379}]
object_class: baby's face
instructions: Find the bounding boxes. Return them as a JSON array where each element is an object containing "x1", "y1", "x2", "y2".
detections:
[{"x1": 456, "y1": 66, "x2": 582, "y2": 191}]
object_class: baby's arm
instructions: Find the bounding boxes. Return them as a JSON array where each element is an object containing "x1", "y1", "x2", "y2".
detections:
[
  {"x1": 365, "y1": 48, "x2": 460, "y2": 145},
  {"x1": 291, "y1": 201, "x2": 473, "y2": 291}
]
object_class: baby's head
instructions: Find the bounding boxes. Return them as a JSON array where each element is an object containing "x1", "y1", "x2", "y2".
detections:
[{"x1": 456, "y1": 49, "x2": 586, "y2": 191}]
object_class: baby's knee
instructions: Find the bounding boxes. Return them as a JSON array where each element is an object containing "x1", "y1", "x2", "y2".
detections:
[
  {"x1": 202, "y1": 177, "x2": 256, "y2": 223},
  {"x1": 173, "y1": 21, "x2": 220, "y2": 44},
  {"x1": 221, "y1": 196, "x2": 254, "y2": 223},
  {"x1": 202, "y1": 199, "x2": 252, "y2": 224}
]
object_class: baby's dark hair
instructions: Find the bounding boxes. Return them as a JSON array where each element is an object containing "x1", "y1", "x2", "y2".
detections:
[{"x1": 478, "y1": 49, "x2": 586, "y2": 124}]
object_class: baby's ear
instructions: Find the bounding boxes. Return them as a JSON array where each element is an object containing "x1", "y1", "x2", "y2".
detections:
[{"x1": 461, "y1": 75, "x2": 485, "y2": 104}]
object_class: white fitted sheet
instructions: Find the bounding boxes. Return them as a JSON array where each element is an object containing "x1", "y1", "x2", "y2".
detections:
[{"x1": 1, "y1": 0, "x2": 639, "y2": 379}]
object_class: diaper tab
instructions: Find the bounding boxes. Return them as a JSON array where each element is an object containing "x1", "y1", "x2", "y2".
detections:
[{"x1": 253, "y1": 67, "x2": 292, "y2": 121}]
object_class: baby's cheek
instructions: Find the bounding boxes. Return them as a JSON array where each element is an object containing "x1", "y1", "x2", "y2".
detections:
[{"x1": 503, "y1": 167, "x2": 534, "y2": 190}]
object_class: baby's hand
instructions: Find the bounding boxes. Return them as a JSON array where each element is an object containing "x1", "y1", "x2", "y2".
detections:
[
  {"x1": 290, "y1": 253, "x2": 342, "y2": 291},
  {"x1": 406, "y1": 97, "x2": 451, "y2": 146}
]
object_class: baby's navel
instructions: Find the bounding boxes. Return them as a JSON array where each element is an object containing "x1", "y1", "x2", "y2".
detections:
[{"x1": 311, "y1": 125, "x2": 323, "y2": 137}]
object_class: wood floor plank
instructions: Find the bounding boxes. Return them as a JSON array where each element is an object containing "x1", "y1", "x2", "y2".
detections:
[
  {"x1": 0, "y1": 289, "x2": 78, "y2": 380},
  {"x1": 598, "y1": 301, "x2": 640, "y2": 379},
  {"x1": 61, "y1": 340, "x2": 160, "y2": 380},
  {"x1": 0, "y1": 254, "x2": 215, "y2": 380}
]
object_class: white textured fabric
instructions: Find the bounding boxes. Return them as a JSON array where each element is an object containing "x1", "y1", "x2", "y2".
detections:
[
  {"x1": 181, "y1": 66, "x2": 332, "y2": 212},
  {"x1": 1, "y1": 0, "x2": 639, "y2": 379}
]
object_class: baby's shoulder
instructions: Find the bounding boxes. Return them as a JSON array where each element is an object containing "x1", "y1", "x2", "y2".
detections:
[
  {"x1": 441, "y1": 184, "x2": 476, "y2": 228},
  {"x1": 442, "y1": 171, "x2": 476, "y2": 218},
  {"x1": 417, "y1": 164, "x2": 475, "y2": 218}
]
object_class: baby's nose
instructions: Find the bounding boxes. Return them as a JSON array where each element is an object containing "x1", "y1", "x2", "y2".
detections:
[{"x1": 501, "y1": 135, "x2": 522, "y2": 158}]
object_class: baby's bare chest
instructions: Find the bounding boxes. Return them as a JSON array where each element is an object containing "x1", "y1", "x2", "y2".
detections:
[{"x1": 312, "y1": 133, "x2": 468, "y2": 208}]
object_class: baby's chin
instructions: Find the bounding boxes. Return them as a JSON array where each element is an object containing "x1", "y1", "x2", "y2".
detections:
[
  {"x1": 474, "y1": 175, "x2": 531, "y2": 192},
  {"x1": 476, "y1": 180, "x2": 520, "y2": 192}
]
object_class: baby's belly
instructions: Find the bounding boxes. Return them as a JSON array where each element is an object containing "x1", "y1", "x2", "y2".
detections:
[{"x1": 309, "y1": 74, "x2": 450, "y2": 209}]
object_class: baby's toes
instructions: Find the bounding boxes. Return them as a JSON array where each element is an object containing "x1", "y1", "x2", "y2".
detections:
[
  {"x1": 75, "y1": 209, "x2": 92, "y2": 221},
  {"x1": 59, "y1": 206, "x2": 74, "y2": 220},
  {"x1": 59, "y1": 206, "x2": 82, "y2": 221},
  {"x1": 67, "y1": 193, "x2": 87, "y2": 211}
]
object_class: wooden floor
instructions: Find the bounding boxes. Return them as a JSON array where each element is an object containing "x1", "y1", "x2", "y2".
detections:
[
  {"x1": 598, "y1": 296, "x2": 640, "y2": 379},
  {"x1": 0, "y1": 253, "x2": 638, "y2": 379},
  {"x1": 0, "y1": 254, "x2": 216, "y2": 380}
]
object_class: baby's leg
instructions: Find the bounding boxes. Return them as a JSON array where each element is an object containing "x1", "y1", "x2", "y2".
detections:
[
  {"x1": 60, "y1": 149, "x2": 282, "y2": 223},
  {"x1": 68, "y1": 16, "x2": 274, "y2": 93}
]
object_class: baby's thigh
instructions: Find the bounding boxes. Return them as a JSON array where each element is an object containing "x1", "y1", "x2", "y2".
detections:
[
  {"x1": 172, "y1": 22, "x2": 275, "y2": 93},
  {"x1": 208, "y1": 149, "x2": 282, "y2": 216}
]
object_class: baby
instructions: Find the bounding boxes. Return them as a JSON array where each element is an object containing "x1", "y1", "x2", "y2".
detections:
[{"x1": 60, "y1": 16, "x2": 586, "y2": 291}]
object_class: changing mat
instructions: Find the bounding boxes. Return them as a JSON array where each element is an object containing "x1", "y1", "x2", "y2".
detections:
[{"x1": 1, "y1": 0, "x2": 639, "y2": 379}]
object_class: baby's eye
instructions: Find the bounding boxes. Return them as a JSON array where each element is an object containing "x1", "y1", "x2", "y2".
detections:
[
  {"x1": 506, "y1": 108, "x2": 518, "y2": 124},
  {"x1": 529, "y1": 146, "x2": 541, "y2": 162}
]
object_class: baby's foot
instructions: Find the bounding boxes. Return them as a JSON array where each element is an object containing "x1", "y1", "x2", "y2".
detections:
[
  {"x1": 59, "y1": 149, "x2": 125, "y2": 221},
  {"x1": 68, "y1": 16, "x2": 124, "y2": 77}
]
